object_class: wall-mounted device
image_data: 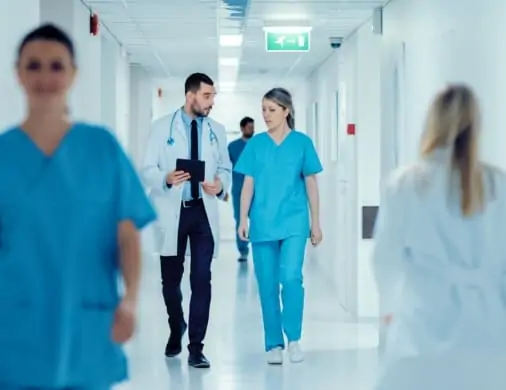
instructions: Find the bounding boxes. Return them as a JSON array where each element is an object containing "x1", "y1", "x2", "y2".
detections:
[
  {"x1": 329, "y1": 37, "x2": 343, "y2": 49},
  {"x1": 362, "y1": 206, "x2": 379, "y2": 239}
]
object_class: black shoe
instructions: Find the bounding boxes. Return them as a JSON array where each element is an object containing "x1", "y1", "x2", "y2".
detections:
[
  {"x1": 165, "y1": 322, "x2": 187, "y2": 358},
  {"x1": 238, "y1": 253, "x2": 248, "y2": 262},
  {"x1": 188, "y1": 351, "x2": 211, "y2": 368}
]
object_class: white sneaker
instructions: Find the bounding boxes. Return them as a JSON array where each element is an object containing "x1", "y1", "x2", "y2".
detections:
[
  {"x1": 288, "y1": 342, "x2": 304, "y2": 363},
  {"x1": 266, "y1": 347, "x2": 283, "y2": 365}
]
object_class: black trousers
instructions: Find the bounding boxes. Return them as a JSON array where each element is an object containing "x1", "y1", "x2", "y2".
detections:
[{"x1": 160, "y1": 199, "x2": 214, "y2": 353}]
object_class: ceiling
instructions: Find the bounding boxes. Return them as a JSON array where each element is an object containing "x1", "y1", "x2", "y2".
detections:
[{"x1": 85, "y1": 0, "x2": 386, "y2": 91}]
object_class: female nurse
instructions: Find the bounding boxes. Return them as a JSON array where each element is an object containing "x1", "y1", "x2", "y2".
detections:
[
  {"x1": 373, "y1": 84, "x2": 506, "y2": 390},
  {"x1": 235, "y1": 87, "x2": 323, "y2": 365},
  {"x1": 0, "y1": 24, "x2": 156, "y2": 389}
]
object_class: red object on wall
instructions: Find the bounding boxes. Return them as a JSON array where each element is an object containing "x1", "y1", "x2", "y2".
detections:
[
  {"x1": 90, "y1": 13, "x2": 99, "y2": 36},
  {"x1": 157, "y1": 88, "x2": 163, "y2": 98},
  {"x1": 347, "y1": 123, "x2": 356, "y2": 135}
]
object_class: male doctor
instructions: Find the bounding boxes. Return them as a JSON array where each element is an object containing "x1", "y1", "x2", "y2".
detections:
[{"x1": 141, "y1": 73, "x2": 231, "y2": 369}]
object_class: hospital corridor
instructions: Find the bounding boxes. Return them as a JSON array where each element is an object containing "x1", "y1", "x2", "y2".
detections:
[{"x1": 2, "y1": 0, "x2": 506, "y2": 389}]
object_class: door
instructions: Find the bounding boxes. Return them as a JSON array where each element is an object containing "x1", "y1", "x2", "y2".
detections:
[{"x1": 335, "y1": 80, "x2": 357, "y2": 316}]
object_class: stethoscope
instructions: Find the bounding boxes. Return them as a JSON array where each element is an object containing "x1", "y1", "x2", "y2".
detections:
[{"x1": 167, "y1": 109, "x2": 219, "y2": 147}]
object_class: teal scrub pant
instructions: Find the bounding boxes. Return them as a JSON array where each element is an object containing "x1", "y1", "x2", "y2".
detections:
[{"x1": 251, "y1": 236, "x2": 307, "y2": 351}]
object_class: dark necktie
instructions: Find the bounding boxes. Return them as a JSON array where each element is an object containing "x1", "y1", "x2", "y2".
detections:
[{"x1": 190, "y1": 120, "x2": 199, "y2": 199}]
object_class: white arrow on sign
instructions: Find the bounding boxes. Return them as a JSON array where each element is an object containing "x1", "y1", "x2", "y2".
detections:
[{"x1": 275, "y1": 36, "x2": 286, "y2": 46}]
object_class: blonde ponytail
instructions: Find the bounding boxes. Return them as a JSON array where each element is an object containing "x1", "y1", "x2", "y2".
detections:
[{"x1": 420, "y1": 84, "x2": 484, "y2": 216}]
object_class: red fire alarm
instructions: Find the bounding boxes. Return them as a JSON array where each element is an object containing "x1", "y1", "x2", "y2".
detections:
[
  {"x1": 347, "y1": 123, "x2": 356, "y2": 135},
  {"x1": 157, "y1": 88, "x2": 163, "y2": 98},
  {"x1": 90, "y1": 13, "x2": 99, "y2": 36}
]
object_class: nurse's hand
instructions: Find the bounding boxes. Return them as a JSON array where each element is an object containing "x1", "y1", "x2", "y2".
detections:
[
  {"x1": 166, "y1": 170, "x2": 190, "y2": 186},
  {"x1": 310, "y1": 224, "x2": 323, "y2": 246},
  {"x1": 202, "y1": 176, "x2": 223, "y2": 195},
  {"x1": 112, "y1": 298, "x2": 136, "y2": 344},
  {"x1": 238, "y1": 220, "x2": 249, "y2": 241}
]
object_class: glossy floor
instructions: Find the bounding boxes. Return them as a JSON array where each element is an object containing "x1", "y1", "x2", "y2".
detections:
[{"x1": 115, "y1": 240, "x2": 379, "y2": 390}]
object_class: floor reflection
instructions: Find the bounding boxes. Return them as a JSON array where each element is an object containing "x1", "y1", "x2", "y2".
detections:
[{"x1": 115, "y1": 242, "x2": 379, "y2": 389}]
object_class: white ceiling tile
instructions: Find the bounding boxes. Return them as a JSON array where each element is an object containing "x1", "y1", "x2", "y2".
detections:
[{"x1": 86, "y1": 0, "x2": 387, "y2": 82}]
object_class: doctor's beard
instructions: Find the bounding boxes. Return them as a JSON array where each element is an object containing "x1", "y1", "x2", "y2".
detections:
[{"x1": 193, "y1": 104, "x2": 212, "y2": 117}]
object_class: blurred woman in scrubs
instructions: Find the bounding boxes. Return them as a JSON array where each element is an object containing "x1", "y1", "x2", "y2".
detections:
[
  {"x1": 372, "y1": 84, "x2": 506, "y2": 390},
  {"x1": 0, "y1": 24, "x2": 156, "y2": 389},
  {"x1": 235, "y1": 88, "x2": 323, "y2": 365}
]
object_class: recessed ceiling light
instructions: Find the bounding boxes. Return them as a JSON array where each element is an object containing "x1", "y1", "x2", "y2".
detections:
[
  {"x1": 219, "y1": 57, "x2": 240, "y2": 66},
  {"x1": 219, "y1": 34, "x2": 243, "y2": 47},
  {"x1": 262, "y1": 26, "x2": 312, "y2": 33}
]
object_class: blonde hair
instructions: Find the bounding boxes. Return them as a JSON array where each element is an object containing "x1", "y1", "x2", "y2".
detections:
[{"x1": 420, "y1": 84, "x2": 483, "y2": 216}]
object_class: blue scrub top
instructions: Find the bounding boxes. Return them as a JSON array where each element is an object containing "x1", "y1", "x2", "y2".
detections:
[
  {"x1": 228, "y1": 137, "x2": 248, "y2": 196},
  {"x1": 234, "y1": 130, "x2": 322, "y2": 242},
  {"x1": 0, "y1": 123, "x2": 157, "y2": 388}
]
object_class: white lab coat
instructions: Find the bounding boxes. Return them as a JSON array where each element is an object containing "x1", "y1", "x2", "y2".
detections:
[
  {"x1": 141, "y1": 109, "x2": 231, "y2": 257},
  {"x1": 372, "y1": 147, "x2": 506, "y2": 390}
]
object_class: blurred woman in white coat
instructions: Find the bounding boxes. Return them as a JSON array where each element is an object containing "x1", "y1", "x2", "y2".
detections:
[{"x1": 372, "y1": 84, "x2": 506, "y2": 390}]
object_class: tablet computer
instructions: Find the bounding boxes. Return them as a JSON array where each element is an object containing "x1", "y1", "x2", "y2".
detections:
[{"x1": 176, "y1": 158, "x2": 205, "y2": 182}]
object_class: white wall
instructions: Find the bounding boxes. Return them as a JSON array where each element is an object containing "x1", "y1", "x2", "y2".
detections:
[
  {"x1": 300, "y1": 21, "x2": 381, "y2": 319},
  {"x1": 0, "y1": 0, "x2": 40, "y2": 131},
  {"x1": 40, "y1": 0, "x2": 131, "y2": 137},
  {"x1": 379, "y1": 0, "x2": 506, "y2": 325},
  {"x1": 41, "y1": 0, "x2": 102, "y2": 122},
  {"x1": 0, "y1": 0, "x2": 136, "y2": 160},
  {"x1": 129, "y1": 65, "x2": 152, "y2": 166},
  {"x1": 100, "y1": 34, "x2": 131, "y2": 147},
  {"x1": 116, "y1": 52, "x2": 131, "y2": 149},
  {"x1": 381, "y1": 0, "x2": 506, "y2": 170},
  {"x1": 308, "y1": 0, "x2": 506, "y2": 320},
  {"x1": 101, "y1": 36, "x2": 117, "y2": 130}
]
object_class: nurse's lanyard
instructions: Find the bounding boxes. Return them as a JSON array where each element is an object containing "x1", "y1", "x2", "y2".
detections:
[{"x1": 167, "y1": 109, "x2": 218, "y2": 146}]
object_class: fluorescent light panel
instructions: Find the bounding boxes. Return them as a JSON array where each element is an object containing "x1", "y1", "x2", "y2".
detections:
[
  {"x1": 262, "y1": 26, "x2": 312, "y2": 33},
  {"x1": 218, "y1": 81, "x2": 237, "y2": 91},
  {"x1": 219, "y1": 34, "x2": 243, "y2": 47},
  {"x1": 219, "y1": 81, "x2": 236, "y2": 87},
  {"x1": 219, "y1": 57, "x2": 240, "y2": 66}
]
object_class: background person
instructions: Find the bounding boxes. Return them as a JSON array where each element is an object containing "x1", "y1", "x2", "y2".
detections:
[
  {"x1": 0, "y1": 23, "x2": 156, "y2": 389},
  {"x1": 228, "y1": 116, "x2": 255, "y2": 262},
  {"x1": 373, "y1": 84, "x2": 506, "y2": 390}
]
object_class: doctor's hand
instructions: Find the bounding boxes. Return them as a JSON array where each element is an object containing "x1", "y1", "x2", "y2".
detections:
[
  {"x1": 202, "y1": 176, "x2": 223, "y2": 195},
  {"x1": 238, "y1": 220, "x2": 249, "y2": 241},
  {"x1": 112, "y1": 297, "x2": 136, "y2": 344},
  {"x1": 166, "y1": 170, "x2": 190, "y2": 186},
  {"x1": 310, "y1": 224, "x2": 323, "y2": 246}
]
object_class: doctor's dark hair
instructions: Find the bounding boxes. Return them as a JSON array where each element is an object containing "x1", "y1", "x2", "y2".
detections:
[
  {"x1": 420, "y1": 84, "x2": 483, "y2": 216},
  {"x1": 185, "y1": 73, "x2": 214, "y2": 94},
  {"x1": 17, "y1": 23, "x2": 75, "y2": 65},
  {"x1": 263, "y1": 88, "x2": 295, "y2": 129}
]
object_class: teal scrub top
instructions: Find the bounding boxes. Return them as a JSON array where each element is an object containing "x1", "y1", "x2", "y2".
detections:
[
  {"x1": 234, "y1": 130, "x2": 322, "y2": 242},
  {"x1": 0, "y1": 123, "x2": 157, "y2": 388}
]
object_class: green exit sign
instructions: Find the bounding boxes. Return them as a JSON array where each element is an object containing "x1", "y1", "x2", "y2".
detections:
[{"x1": 265, "y1": 31, "x2": 311, "y2": 52}]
